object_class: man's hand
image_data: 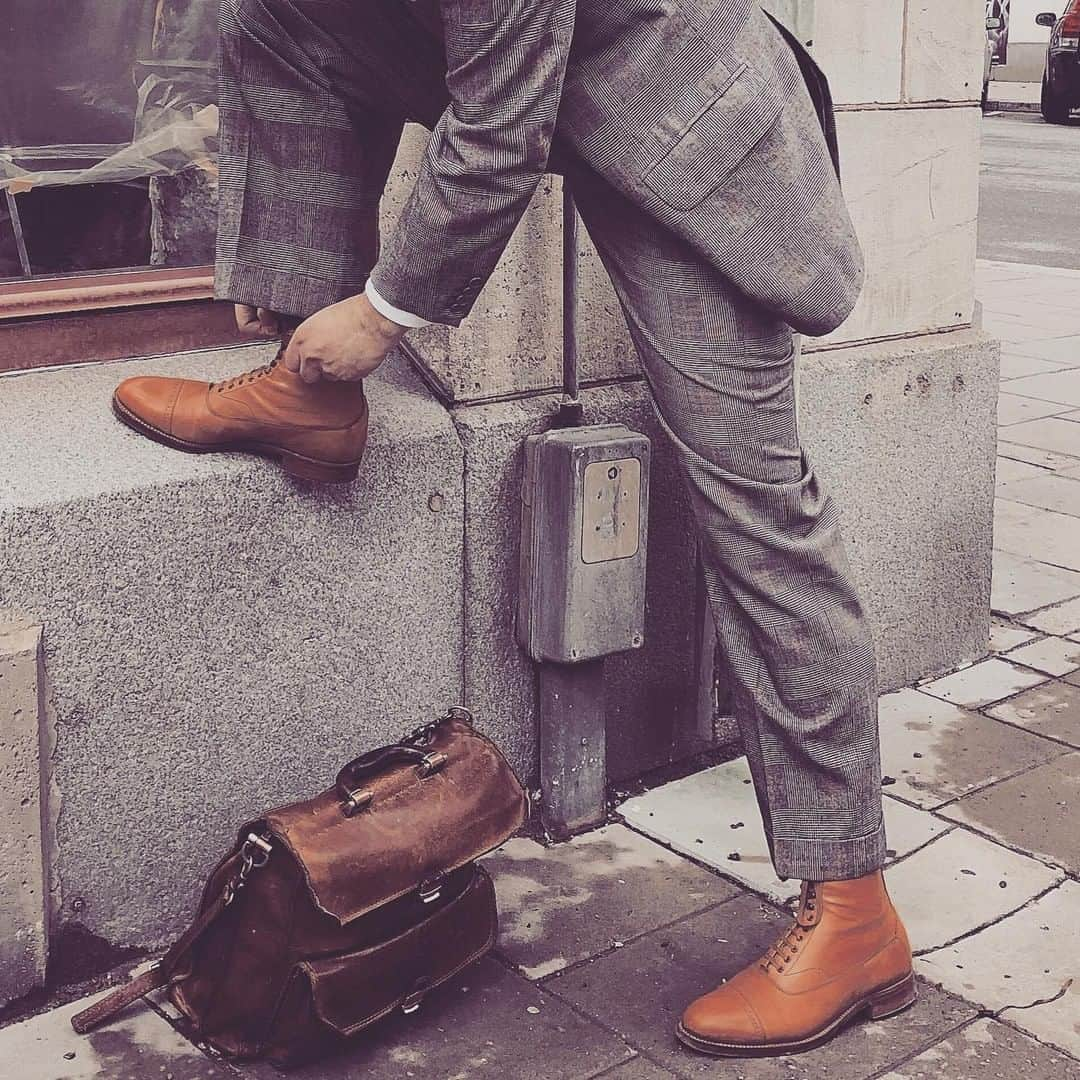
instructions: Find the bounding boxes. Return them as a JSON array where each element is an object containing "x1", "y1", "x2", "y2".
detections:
[{"x1": 283, "y1": 295, "x2": 409, "y2": 383}]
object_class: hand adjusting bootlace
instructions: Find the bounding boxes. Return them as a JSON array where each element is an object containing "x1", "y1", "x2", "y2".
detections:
[{"x1": 760, "y1": 882, "x2": 816, "y2": 974}]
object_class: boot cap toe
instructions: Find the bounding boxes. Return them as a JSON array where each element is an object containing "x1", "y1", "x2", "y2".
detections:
[{"x1": 113, "y1": 376, "x2": 187, "y2": 436}]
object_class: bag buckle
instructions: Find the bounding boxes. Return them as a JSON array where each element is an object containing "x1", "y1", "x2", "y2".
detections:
[
  {"x1": 224, "y1": 832, "x2": 273, "y2": 906},
  {"x1": 341, "y1": 788, "x2": 374, "y2": 817},
  {"x1": 418, "y1": 872, "x2": 446, "y2": 905}
]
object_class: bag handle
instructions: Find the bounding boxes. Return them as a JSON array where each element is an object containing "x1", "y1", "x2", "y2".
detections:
[{"x1": 335, "y1": 745, "x2": 448, "y2": 817}]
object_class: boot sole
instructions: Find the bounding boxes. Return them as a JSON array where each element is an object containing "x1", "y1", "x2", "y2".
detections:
[
  {"x1": 112, "y1": 394, "x2": 363, "y2": 484},
  {"x1": 675, "y1": 970, "x2": 918, "y2": 1058}
]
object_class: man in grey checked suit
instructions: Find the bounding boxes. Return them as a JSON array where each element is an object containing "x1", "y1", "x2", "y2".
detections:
[{"x1": 112, "y1": 0, "x2": 917, "y2": 1056}]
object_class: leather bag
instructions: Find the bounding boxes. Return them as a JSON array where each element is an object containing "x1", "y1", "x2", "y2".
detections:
[{"x1": 72, "y1": 707, "x2": 528, "y2": 1068}]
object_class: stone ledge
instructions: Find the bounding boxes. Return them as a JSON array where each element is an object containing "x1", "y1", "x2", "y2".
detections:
[{"x1": 0, "y1": 345, "x2": 466, "y2": 947}]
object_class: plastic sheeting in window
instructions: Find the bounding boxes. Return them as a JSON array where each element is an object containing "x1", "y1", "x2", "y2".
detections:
[{"x1": 0, "y1": 0, "x2": 219, "y2": 193}]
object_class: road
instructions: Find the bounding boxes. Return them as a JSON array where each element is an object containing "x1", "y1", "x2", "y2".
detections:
[{"x1": 979, "y1": 111, "x2": 1080, "y2": 269}]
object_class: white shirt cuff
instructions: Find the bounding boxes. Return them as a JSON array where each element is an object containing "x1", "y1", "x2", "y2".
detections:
[{"x1": 364, "y1": 278, "x2": 432, "y2": 329}]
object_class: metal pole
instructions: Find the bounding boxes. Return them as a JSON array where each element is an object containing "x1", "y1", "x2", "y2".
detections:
[
  {"x1": 538, "y1": 183, "x2": 606, "y2": 839},
  {"x1": 558, "y1": 186, "x2": 583, "y2": 427}
]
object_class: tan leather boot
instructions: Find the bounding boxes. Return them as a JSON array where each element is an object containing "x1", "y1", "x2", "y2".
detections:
[
  {"x1": 112, "y1": 351, "x2": 368, "y2": 484},
  {"x1": 678, "y1": 870, "x2": 916, "y2": 1057}
]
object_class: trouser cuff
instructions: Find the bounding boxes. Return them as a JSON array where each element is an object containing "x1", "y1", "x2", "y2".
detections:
[{"x1": 771, "y1": 817, "x2": 888, "y2": 882}]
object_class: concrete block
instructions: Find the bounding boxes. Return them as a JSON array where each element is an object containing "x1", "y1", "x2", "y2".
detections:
[
  {"x1": 482, "y1": 824, "x2": 739, "y2": 979},
  {"x1": 0, "y1": 621, "x2": 48, "y2": 1007},
  {"x1": 813, "y1": 0, "x2": 905, "y2": 105},
  {"x1": 797, "y1": 328, "x2": 999, "y2": 688},
  {"x1": 0, "y1": 345, "x2": 465, "y2": 948},
  {"x1": 815, "y1": 107, "x2": 980, "y2": 349},
  {"x1": 450, "y1": 382, "x2": 710, "y2": 785},
  {"x1": 904, "y1": 0, "x2": 987, "y2": 103},
  {"x1": 381, "y1": 128, "x2": 637, "y2": 405},
  {"x1": 917, "y1": 881, "x2": 1080, "y2": 1058}
]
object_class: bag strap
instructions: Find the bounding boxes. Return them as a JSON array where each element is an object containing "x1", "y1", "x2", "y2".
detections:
[{"x1": 71, "y1": 840, "x2": 264, "y2": 1034}]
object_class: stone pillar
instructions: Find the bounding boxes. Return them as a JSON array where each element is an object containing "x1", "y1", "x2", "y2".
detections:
[
  {"x1": 380, "y1": 0, "x2": 998, "y2": 780},
  {"x1": 0, "y1": 620, "x2": 52, "y2": 1007}
]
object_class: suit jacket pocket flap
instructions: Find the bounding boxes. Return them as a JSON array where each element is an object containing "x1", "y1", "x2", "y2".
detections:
[{"x1": 641, "y1": 65, "x2": 783, "y2": 212}]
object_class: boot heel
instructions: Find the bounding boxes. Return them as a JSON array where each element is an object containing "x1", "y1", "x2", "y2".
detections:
[
  {"x1": 281, "y1": 452, "x2": 361, "y2": 484},
  {"x1": 867, "y1": 972, "x2": 917, "y2": 1019}
]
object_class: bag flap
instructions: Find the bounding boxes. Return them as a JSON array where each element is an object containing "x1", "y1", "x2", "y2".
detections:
[
  {"x1": 249, "y1": 717, "x2": 527, "y2": 925},
  {"x1": 299, "y1": 864, "x2": 497, "y2": 1036}
]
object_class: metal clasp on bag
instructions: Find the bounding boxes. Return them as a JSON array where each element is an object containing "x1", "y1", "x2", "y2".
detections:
[
  {"x1": 407, "y1": 706, "x2": 473, "y2": 747},
  {"x1": 416, "y1": 752, "x2": 448, "y2": 779},
  {"x1": 341, "y1": 787, "x2": 375, "y2": 817},
  {"x1": 418, "y1": 872, "x2": 446, "y2": 905},
  {"x1": 223, "y1": 832, "x2": 272, "y2": 906},
  {"x1": 401, "y1": 977, "x2": 433, "y2": 1015}
]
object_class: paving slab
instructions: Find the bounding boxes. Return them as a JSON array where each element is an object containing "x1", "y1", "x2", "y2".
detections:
[
  {"x1": 996, "y1": 393, "x2": 1071, "y2": 427},
  {"x1": 878, "y1": 1016, "x2": 1080, "y2": 1080},
  {"x1": 545, "y1": 895, "x2": 976, "y2": 1080},
  {"x1": 990, "y1": 551, "x2": 1080, "y2": 616},
  {"x1": 618, "y1": 759, "x2": 800, "y2": 904},
  {"x1": 1020, "y1": 595, "x2": 1080, "y2": 635},
  {"x1": 884, "y1": 827, "x2": 1064, "y2": 952},
  {"x1": 1005, "y1": 370, "x2": 1080, "y2": 409},
  {"x1": 996, "y1": 441, "x2": 1080, "y2": 471},
  {"x1": 482, "y1": 824, "x2": 741, "y2": 980},
  {"x1": 878, "y1": 689, "x2": 1064, "y2": 808},
  {"x1": 918, "y1": 657, "x2": 1049, "y2": 709},
  {"x1": 239, "y1": 957, "x2": 634, "y2": 1080},
  {"x1": 994, "y1": 500, "x2": 1080, "y2": 573},
  {"x1": 917, "y1": 881, "x2": 1080, "y2": 1059},
  {"x1": 988, "y1": 620, "x2": 1039, "y2": 652},
  {"x1": 986, "y1": 680, "x2": 1080, "y2": 747},
  {"x1": 618, "y1": 759, "x2": 950, "y2": 907},
  {"x1": 999, "y1": 353, "x2": 1070, "y2": 380},
  {"x1": 1005, "y1": 636, "x2": 1080, "y2": 676},
  {"x1": 995, "y1": 469, "x2": 1080, "y2": 517},
  {"x1": 992, "y1": 457, "x2": 1048, "y2": 489},
  {"x1": 0, "y1": 986, "x2": 226, "y2": 1080},
  {"x1": 1006, "y1": 335, "x2": 1080, "y2": 368},
  {"x1": 939, "y1": 753, "x2": 1080, "y2": 874}
]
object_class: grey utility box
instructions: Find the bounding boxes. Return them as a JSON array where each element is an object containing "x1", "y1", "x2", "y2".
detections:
[{"x1": 517, "y1": 424, "x2": 651, "y2": 664}]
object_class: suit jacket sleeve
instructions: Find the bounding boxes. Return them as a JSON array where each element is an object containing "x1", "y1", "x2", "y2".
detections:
[{"x1": 366, "y1": 0, "x2": 576, "y2": 326}]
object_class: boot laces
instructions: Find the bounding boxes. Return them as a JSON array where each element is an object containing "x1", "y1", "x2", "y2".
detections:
[
  {"x1": 210, "y1": 351, "x2": 280, "y2": 393},
  {"x1": 760, "y1": 882, "x2": 816, "y2": 974}
]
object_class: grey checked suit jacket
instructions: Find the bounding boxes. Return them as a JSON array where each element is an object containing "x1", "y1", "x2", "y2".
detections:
[{"x1": 367, "y1": 0, "x2": 864, "y2": 336}]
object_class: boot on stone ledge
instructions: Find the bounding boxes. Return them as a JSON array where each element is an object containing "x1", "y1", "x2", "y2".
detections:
[
  {"x1": 112, "y1": 350, "x2": 368, "y2": 484},
  {"x1": 678, "y1": 869, "x2": 916, "y2": 1057}
]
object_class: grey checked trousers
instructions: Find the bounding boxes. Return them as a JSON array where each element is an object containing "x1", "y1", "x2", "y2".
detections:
[{"x1": 216, "y1": 0, "x2": 888, "y2": 881}]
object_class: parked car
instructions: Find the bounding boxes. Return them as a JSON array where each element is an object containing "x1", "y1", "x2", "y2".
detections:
[{"x1": 1037, "y1": 3, "x2": 1080, "y2": 123}]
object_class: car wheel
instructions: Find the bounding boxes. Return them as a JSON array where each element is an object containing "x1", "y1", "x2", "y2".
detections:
[{"x1": 1041, "y1": 73, "x2": 1071, "y2": 124}]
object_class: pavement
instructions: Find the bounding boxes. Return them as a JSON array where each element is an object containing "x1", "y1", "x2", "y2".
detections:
[
  {"x1": 3, "y1": 260, "x2": 1080, "y2": 1078},
  {"x1": 985, "y1": 79, "x2": 1042, "y2": 113},
  {"x1": 979, "y1": 110, "x2": 1080, "y2": 270}
]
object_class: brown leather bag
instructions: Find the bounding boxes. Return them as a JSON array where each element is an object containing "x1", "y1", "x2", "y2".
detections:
[{"x1": 72, "y1": 707, "x2": 528, "y2": 1068}]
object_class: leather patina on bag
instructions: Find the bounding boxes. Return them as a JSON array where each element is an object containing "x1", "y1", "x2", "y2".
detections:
[{"x1": 71, "y1": 707, "x2": 528, "y2": 1068}]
